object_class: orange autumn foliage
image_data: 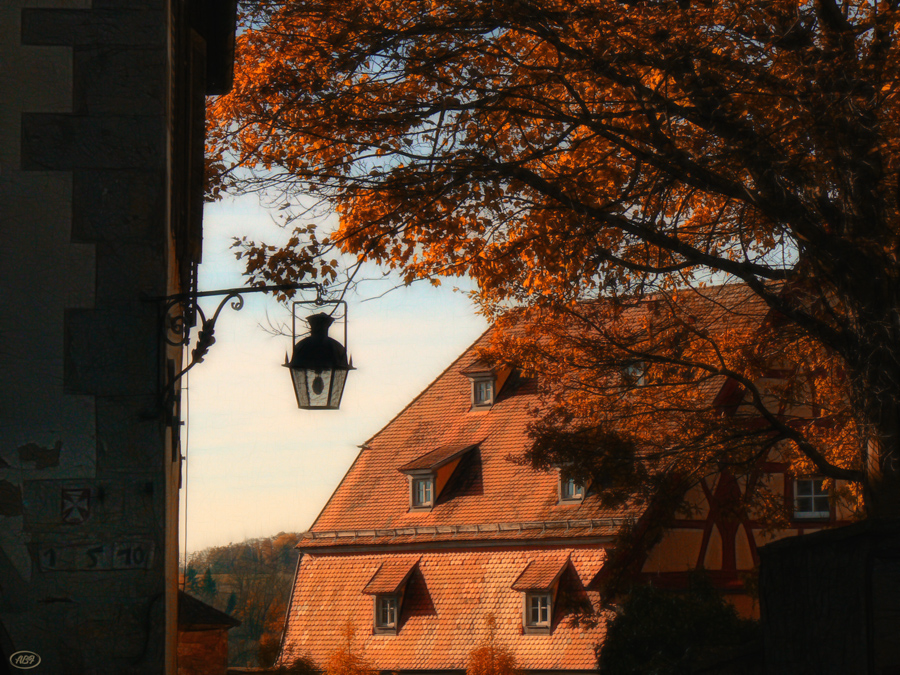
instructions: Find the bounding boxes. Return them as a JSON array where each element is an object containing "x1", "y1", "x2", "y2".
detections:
[
  {"x1": 323, "y1": 621, "x2": 376, "y2": 675},
  {"x1": 466, "y1": 615, "x2": 521, "y2": 675},
  {"x1": 209, "y1": 0, "x2": 900, "y2": 517}
]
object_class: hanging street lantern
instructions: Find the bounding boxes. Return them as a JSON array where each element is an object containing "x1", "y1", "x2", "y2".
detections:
[
  {"x1": 285, "y1": 312, "x2": 354, "y2": 410},
  {"x1": 151, "y1": 282, "x2": 354, "y2": 414}
]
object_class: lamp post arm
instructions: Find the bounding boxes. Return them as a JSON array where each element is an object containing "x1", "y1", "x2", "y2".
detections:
[
  {"x1": 151, "y1": 282, "x2": 323, "y2": 304},
  {"x1": 146, "y1": 282, "x2": 324, "y2": 415}
]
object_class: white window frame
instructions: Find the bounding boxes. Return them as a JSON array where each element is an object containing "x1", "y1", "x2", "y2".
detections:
[
  {"x1": 793, "y1": 477, "x2": 830, "y2": 519},
  {"x1": 374, "y1": 594, "x2": 398, "y2": 633},
  {"x1": 411, "y1": 476, "x2": 434, "y2": 509},
  {"x1": 524, "y1": 592, "x2": 552, "y2": 632},
  {"x1": 472, "y1": 377, "x2": 495, "y2": 407}
]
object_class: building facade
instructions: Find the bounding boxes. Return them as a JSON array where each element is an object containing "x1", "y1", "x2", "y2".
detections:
[
  {"x1": 1, "y1": 1, "x2": 233, "y2": 672},
  {"x1": 278, "y1": 286, "x2": 850, "y2": 672}
]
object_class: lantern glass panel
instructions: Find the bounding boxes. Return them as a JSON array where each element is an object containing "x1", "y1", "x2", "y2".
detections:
[{"x1": 290, "y1": 366, "x2": 349, "y2": 409}]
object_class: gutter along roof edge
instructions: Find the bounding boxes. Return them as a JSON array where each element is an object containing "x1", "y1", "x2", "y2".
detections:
[
  {"x1": 296, "y1": 534, "x2": 619, "y2": 555},
  {"x1": 300, "y1": 517, "x2": 634, "y2": 540}
]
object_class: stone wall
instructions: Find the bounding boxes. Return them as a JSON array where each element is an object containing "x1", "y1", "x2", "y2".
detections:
[{"x1": 0, "y1": 0, "x2": 208, "y2": 671}]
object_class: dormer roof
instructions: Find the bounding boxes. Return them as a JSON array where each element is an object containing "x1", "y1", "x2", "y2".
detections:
[
  {"x1": 459, "y1": 359, "x2": 499, "y2": 376},
  {"x1": 398, "y1": 443, "x2": 478, "y2": 473},
  {"x1": 362, "y1": 556, "x2": 420, "y2": 595},
  {"x1": 511, "y1": 552, "x2": 571, "y2": 592}
]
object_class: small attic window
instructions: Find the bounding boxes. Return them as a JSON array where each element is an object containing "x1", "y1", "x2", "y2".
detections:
[
  {"x1": 559, "y1": 476, "x2": 585, "y2": 503},
  {"x1": 473, "y1": 378, "x2": 495, "y2": 407},
  {"x1": 412, "y1": 477, "x2": 434, "y2": 508},
  {"x1": 375, "y1": 595, "x2": 398, "y2": 631},
  {"x1": 525, "y1": 593, "x2": 552, "y2": 628},
  {"x1": 363, "y1": 557, "x2": 420, "y2": 635},
  {"x1": 399, "y1": 443, "x2": 478, "y2": 512},
  {"x1": 557, "y1": 466, "x2": 588, "y2": 504},
  {"x1": 461, "y1": 361, "x2": 513, "y2": 410},
  {"x1": 511, "y1": 554, "x2": 570, "y2": 635}
]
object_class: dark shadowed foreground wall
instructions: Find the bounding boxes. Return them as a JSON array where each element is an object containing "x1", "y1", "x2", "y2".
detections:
[
  {"x1": 760, "y1": 520, "x2": 900, "y2": 675},
  {"x1": 0, "y1": 1, "x2": 233, "y2": 672}
]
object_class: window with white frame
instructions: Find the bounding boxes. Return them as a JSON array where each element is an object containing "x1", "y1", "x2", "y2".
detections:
[
  {"x1": 472, "y1": 378, "x2": 495, "y2": 407},
  {"x1": 375, "y1": 595, "x2": 398, "y2": 631},
  {"x1": 412, "y1": 477, "x2": 434, "y2": 508},
  {"x1": 794, "y1": 477, "x2": 830, "y2": 519},
  {"x1": 525, "y1": 592, "x2": 551, "y2": 628}
]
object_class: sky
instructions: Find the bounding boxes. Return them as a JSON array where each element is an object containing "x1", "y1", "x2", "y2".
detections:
[{"x1": 179, "y1": 195, "x2": 489, "y2": 553}]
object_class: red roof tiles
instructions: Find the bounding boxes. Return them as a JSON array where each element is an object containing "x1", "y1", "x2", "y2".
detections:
[
  {"x1": 511, "y1": 551, "x2": 571, "y2": 592},
  {"x1": 398, "y1": 443, "x2": 479, "y2": 473},
  {"x1": 308, "y1": 328, "x2": 641, "y2": 538},
  {"x1": 282, "y1": 283, "x2": 772, "y2": 671},
  {"x1": 362, "y1": 556, "x2": 421, "y2": 594},
  {"x1": 280, "y1": 547, "x2": 608, "y2": 671}
]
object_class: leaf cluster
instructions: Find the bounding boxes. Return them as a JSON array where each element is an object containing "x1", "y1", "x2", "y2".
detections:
[
  {"x1": 209, "y1": 0, "x2": 900, "y2": 515},
  {"x1": 466, "y1": 614, "x2": 521, "y2": 675}
]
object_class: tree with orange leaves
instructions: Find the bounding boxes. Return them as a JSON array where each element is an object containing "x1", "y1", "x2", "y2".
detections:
[
  {"x1": 323, "y1": 621, "x2": 376, "y2": 675},
  {"x1": 466, "y1": 614, "x2": 520, "y2": 675},
  {"x1": 208, "y1": 0, "x2": 900, "y2": 519}
]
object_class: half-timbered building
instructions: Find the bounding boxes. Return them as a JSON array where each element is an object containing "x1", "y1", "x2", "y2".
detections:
[{"x1": 277, "y1": 284, "x2": 850, "y2": 672}]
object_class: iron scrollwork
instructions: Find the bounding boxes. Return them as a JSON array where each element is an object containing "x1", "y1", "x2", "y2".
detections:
[{"x1": 152, "y1": 282, "x2": 324, "y2": 409}]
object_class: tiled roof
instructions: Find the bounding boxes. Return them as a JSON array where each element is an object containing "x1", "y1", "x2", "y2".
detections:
[
  {"x1": 307, "y1": 283, "x2": 769, "y2": 544},
  {"x1": 279, "y1": 547, "x2": 608, "y2": 671},
  {"x1": 398, "y1": 443, "x2": 479, "y2": 472},
  {"x1": 282, "y1": 282, "x2": 773, "y2": 672},
  {"x1": 511, "y1": 551, "x2": 571, "y2": 591},
  {"x1": 362, "y1": 555, "x2": 421, "y2": 594},
  {"x1": 460, "y1": 358, "x2": 497, "y2": 374},
  {"x1": 178, "y1": 591, "x2": 241, "y2": 630},
  {"x1": 297, "y1": 519, "x2": 630, "y2": 550},
  {"x1": 309, "y1": 335, "x2": 644, "y2": 540}
]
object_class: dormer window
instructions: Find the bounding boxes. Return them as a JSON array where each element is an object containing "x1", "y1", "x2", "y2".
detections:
[
  {"x1": 473, "y1": 378, "x2": 495, "y2": 407},
  {"x1": 399, "y1": 443, "x2": 478, "y2": 512},
  {"x1": 511, "y1": 553, "x2": 570, "y2": 635},
  {"x1": 560, "y1": 476, "x2": 585, "y2": 503},
  {"x1": 363, "y1": 557, "x2": 420, "y2": 635},
  {"x1": 376, "y1": 595, "x2": 398, "y2": 630},
  {"x1": 526, "y1": 593, "x2": 552, "y2": 628},
  {"x1": 557, "y1": 467, "x2": 587, "y2": 504},
  {"x1": 412, "y1": 477, "x2": 434, "y2": 508},
  {"x1": 461, "y1": 360, "x2": 513, "y2": 410}
]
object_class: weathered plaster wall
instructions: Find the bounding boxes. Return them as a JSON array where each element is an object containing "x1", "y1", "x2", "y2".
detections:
[{"x1": 0, "y1": 1, "x2": 184, "y2": 672}]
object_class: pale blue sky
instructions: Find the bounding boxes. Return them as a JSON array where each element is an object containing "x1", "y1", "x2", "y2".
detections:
[{"x1": 180, "y1": 195, "x2": 488, "y2": 552}]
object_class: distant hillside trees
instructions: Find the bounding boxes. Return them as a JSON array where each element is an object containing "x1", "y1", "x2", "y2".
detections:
[{"x1": 182, "y1": 532, "x2": 301, "y2": 667}]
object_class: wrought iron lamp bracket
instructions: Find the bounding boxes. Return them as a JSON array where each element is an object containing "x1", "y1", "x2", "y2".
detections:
[{"x1": 149, "y1": 282, "x2": 325, "y2": 411}]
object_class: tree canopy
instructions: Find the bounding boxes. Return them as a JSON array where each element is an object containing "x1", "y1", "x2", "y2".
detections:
[{"x1": 208, "y1": 0, "x2": 900, "y2": 518}]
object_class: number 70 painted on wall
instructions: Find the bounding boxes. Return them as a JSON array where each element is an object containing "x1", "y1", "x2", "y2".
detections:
[{"x1": 38, "y1": 541, "x2": 154, "y2": 571}]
